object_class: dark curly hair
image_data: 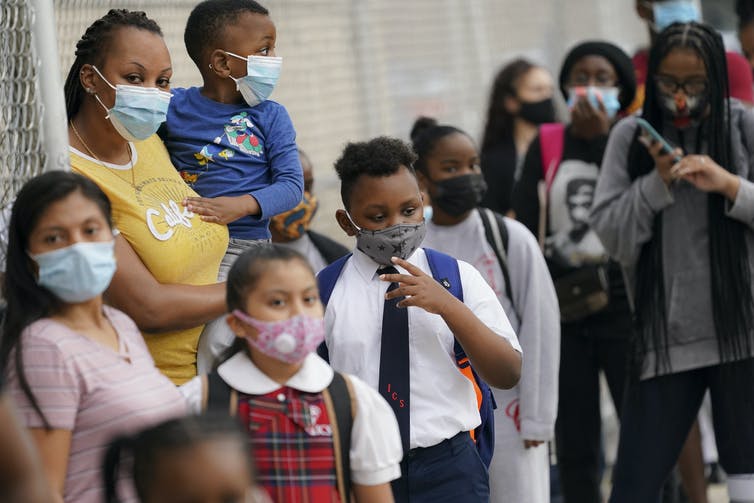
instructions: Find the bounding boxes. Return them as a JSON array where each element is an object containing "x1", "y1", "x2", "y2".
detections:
[
  {"x1": 334, "y1": 137, "x2": 418, "y2": 209},
  {"x1": 103, "y1": 414, "x2": 251, "y2": 503},
  {"x1": 184, "y1": 0, "x2": 269, "y2": 68},
  {"x1": 64, "y1": 9, "x2": 162, "y2": 120}
]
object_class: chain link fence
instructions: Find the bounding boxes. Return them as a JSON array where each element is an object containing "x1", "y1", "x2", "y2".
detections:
[{"x1": 1, "y1": 0, "x2": 47, "y2": 214}]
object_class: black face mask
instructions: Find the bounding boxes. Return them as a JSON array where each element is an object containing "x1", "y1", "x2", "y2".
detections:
[
  {"x1": 431, "y1": 173, "x2": 488, "y2": 217},
  {"x1": 518, "y1": 97, "x2": 556, "y2": 125}
]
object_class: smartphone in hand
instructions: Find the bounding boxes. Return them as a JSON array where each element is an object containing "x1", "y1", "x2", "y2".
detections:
[{"x1": 636, "y1": 118, "x2": 683, "y2": 163}]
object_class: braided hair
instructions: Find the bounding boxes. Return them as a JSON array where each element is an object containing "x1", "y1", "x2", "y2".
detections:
[
  {"x1": 627, "y1": 22, "x2": 753, "y2": 374},
  {"x1": 481, "y1": 59, "x2": 536, "y2": 152},
  {"x1": 63, "y1": 9, "x2": 162, "y2": 120}
]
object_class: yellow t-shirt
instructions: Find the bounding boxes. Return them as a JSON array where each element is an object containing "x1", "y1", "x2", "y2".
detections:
[{"x1": 71, "y1": 135, "x2": 229, "y2": 384}]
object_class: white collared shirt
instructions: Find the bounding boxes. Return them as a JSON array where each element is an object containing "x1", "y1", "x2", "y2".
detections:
[
  {"x1": 181, "y1": 352, "x2": 403, "y2": 486},
  {"x1": 323, "y1": 247, "x2": 521, "y2": 449}
]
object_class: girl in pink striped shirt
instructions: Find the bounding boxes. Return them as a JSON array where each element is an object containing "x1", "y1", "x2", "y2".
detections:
[{"x1": 1, "y1": 171, "x2": 186, "y2": 503}]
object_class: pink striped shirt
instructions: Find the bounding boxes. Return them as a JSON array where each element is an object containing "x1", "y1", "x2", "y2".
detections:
[{"x1": 6, "y1": 306, "x2": 187, "y2": 503}]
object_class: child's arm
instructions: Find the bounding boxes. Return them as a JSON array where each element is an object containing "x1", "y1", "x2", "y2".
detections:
[
  {"x1": 353, "y1": 484, "x2": 394, "y2": 503},
  {"x1": 382, "y1": 257, "x2": 522, "y2": 389},
  {"x1": 182, "y1": 194, "x2": 260, "y2": 224},
  {"x1": 506, "y1": 220, "x2": 560, "y2": 448}
]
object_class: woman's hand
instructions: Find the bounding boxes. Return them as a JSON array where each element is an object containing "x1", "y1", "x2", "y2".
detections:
[
  {"x1": 183, "y1": 195, "x2": 260, "y2": 224},
  {"x1": 380, "y1": 257, "x2": 458, "y2": 315},
  {"x1": 640, "y1": 136, "x2": 684, "y2": 186},
  {"x1": 670, "y1": 155, "x2": 741, "y2": 201}
]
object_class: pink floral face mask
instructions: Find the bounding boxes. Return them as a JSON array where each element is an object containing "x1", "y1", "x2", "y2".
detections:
[{"x1": 232, "y1": 310, "x2": 325, "y2": 364}]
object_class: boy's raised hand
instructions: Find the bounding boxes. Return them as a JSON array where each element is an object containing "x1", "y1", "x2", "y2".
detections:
[
  {"x1": 380, "y1": 257, "x2": 459, "y2": 315},
  {"x1": 183, "y1": 194, "x2": 260, "y2": 224}
]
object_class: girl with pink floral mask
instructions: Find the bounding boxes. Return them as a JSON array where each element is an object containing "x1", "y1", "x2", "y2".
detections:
[{"x1": 180, "y1": 244, "x2": 402, "y2": 503}]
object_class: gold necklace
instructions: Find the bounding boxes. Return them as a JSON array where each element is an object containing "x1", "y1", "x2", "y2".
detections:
[{"x1": 70, "y1": 121, "x2": 135, "y2": 187}]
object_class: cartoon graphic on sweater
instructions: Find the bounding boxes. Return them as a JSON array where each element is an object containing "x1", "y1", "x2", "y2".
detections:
[{"x1": 179, "y1": 111, "x2": 263, "y2": 186}]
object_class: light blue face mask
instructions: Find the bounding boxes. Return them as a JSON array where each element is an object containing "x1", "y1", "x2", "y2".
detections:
[
  {"x1": 650, "y1": 0, "x2": 700, "y2": 32},
  {"x1": 91, "y1": 66, "x2": 172, "y2": 142},
  {"x1": 30, "y1": 240, "x2": 116, "y2": 303},
  {"x1": 225, "y1": 51, "x2": 282, "y2": 107},
  {"x1": 568, "y1": 86, "x2": 622, "y2": 119}
]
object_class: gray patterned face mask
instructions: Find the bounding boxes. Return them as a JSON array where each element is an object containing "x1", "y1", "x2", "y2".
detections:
[{"x1": 346, "y1": 213, "x2": 426, "y2": 266}]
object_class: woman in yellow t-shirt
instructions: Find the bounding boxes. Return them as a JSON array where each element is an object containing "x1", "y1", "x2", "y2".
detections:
[{"x1": 63, "y1": 9, "x2": 229, "y2": 384}]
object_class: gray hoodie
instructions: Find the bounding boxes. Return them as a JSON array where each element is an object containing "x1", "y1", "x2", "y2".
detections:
[{"x1": 590, "y1": 101, "x2": 754, "y2": 379}]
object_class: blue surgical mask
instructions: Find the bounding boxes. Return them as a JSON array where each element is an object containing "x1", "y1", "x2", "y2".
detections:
[
  {"x1": 568, "y1": 86, "x2": 622, "y2": 119},
  {"x1": 225, "y1": 52, "x2": 282, "y2": 107},
  {"x1": 30, "y1": 240, "x2": 116, "y2": 303},
  {"x1": 91, "y1": 66, "x2": 172, "y2": 142},
  {"x1": 650, "y1": 1, "x2": 700, "y2": 32}
]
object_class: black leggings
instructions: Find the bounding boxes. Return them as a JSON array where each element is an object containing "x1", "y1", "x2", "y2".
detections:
[
  {"x1": 554, "y1": 319, "x2": 631, "y2": 503},
  {"x1": 609, "y1": 358, "x2": 754, "y2": 503}
]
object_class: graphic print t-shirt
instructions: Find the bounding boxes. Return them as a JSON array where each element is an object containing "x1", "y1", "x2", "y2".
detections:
[
  {"x1": 545, "y1": 159, "x2": 607, "y2": 268},
  {"x1": 161, "y1": 87, "x2": 303, "y2": 240},
  {"x1": 71, "y1": 135, "x2": 228, "y2": 384}
]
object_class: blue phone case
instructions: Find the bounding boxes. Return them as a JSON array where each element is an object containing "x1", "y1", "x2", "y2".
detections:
[{"x1": 636, "y1": 118, "x2": 682, "y2": 162}]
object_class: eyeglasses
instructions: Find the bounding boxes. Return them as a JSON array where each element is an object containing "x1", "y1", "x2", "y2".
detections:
[{"x1": 654, "y1": 75, "x2": 708, "y2": 96}]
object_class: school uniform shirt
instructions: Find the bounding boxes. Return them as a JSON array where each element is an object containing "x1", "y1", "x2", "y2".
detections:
[
  {"x1": 424, "y1": 213, "x2": 560, "y2": 503},
  {"x1": 324, "y1": 247, "x2": 522, "y2": 450},
  {"x1": 71, "y1": 136, "x2": 229, "y2": 384},
  {"x1": 6, "y1": 306, "x2": 187, "y2": 503},
  {"x1": 161, "y1": 88, "x2": 303, "y2": 240},
  {"x1": 181, "y1": 352, "x2": 403, "y2": 488}
]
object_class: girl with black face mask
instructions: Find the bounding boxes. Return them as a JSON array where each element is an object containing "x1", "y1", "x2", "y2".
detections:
[
  {"x1": 480, "y1": 60, "x2": 556, "y2": 215},
  {"x1": 511, "y1": 40, "x2": 638, "y2": 503},
  {"x1": 592, "y1": 22, "x2": 754, "y2": 503},
  {"x1": 414, "y1": 116, "x2": 561, "y2": 503}
]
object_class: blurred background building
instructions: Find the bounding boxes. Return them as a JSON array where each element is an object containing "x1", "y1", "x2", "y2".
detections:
[{"x1": 1, "y1": 0, "x2": 741, "y2": 236}]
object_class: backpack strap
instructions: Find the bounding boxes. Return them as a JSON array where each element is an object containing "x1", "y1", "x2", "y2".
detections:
[
  {"x1": 322, "y1": 371, "x2": 356, "y2": 503},
  {"x1": 424, "y1": 247, "x2": 463, "y2": 302},
  {"x1": 205, "y1": 372, "x2": 238, "y2": 416},
  {"x1": 424, "y1": 248, "x2": 468, "y2": 361},
  {"x1": 316, "y1": 253, "x2": 353, "y2": 362},
  {"x1": 477, "y1": 208, "x2": 516, "y2": 315},
  {"x1": 539, "y1": 123, "x2": 566, "y2": 193}
]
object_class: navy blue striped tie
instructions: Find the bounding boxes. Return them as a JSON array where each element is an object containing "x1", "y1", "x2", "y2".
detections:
[{"x1": 377, "y1": 266, "x2": 410, "y2": 457}]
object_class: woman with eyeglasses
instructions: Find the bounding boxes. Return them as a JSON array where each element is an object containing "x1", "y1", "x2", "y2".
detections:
[{"x1": 592, "y1": 22, "x2": 754, "y2": 503}]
